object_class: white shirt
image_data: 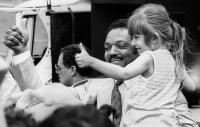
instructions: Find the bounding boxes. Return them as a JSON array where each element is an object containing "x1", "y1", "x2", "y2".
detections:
[
  {"x1": 96, "y1": 78, "x2": 135, "y2": 127},
  {"x1": 12, "y1": 51, "x2": 31, "y2": 65}
]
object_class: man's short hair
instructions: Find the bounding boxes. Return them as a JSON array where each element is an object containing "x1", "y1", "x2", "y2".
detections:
[
  {"x1": 59, "y1": 44, "x2": 92, "y2": 77},
  {"x1": 106, "y1": 19, "x2": 128, "y2": 35}
]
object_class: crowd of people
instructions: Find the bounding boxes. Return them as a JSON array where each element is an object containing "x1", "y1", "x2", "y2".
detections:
[{"x1": 0, "y1": 3, "x2": 199, "y2": 127}]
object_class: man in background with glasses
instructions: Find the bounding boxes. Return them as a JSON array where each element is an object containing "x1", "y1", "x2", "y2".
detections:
[{"x1": 3, "y1": 25, "x2": 108, "y2": 121}]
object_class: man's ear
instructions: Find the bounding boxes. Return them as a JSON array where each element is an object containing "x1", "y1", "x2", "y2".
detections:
[{"x1": 70, "y1": 66, "x2": 77, "y2": 76}]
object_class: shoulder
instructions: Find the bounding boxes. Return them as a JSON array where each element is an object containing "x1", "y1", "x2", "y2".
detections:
[
  {"x1": 140, "y1": 51, "x2": 154, "y2": 59},
  {"x1": 36, "y1": 83, "x2": 76, "y2": 96},
  {"x1": 87, "y1": 78, "x2": 113, "y2": 92},
  {"x1": 138, "y1": 51, "x2": 153, "y2": 60},
  {"x1": 136, "y1": 51, "x2": 154, "y2": 67},
  {"x1": 89, "y1": 78, "x2": 113, "y2": 86},
  {"x1": 35, "y1": 83, "x2": 81, "y2": 105}
]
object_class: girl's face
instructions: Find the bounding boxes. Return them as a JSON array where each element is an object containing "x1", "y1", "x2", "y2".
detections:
[{"x1": 131, "y1": 34, "x2": 150, "y2": 55}]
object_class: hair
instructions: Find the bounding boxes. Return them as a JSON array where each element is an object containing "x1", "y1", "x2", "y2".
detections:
[
  {"x1": 59, "y1": 44, "x2": 92, "y2": 77},
  {"x1": 106, "y1": 19, "x2": 138, "y2": 56},
  {"x1": 107, "y1": 19, "x2": 128, "y2": 34},
  {"x1": 37, "y1": 105, "x2": 114, "y2": 127},
  {"x1": 5, "y1": 105, "x2": 36, "y2": 127},
  {"x1": 128, "y1": 3, "x2": 186, "y2": 78}
]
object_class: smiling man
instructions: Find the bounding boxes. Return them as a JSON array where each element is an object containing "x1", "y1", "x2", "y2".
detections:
[
  {"x1": 95, "y1": 19, "x2": 198, "y2": 127},
  {"x1": 96, "y1": 19, "x2": 138, "y2": 127},
  {"x1": 104, "y1": 21, "x2": 137, "y2": 67}
]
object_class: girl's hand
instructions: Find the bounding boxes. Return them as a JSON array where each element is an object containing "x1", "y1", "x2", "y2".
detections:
[{"x1": 75, "y1": 43, "x2": 93, "y2": 68}]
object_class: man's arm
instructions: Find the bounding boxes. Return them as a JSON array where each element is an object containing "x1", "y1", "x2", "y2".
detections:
[
  {"x1": 0, "y1": 57, "x2": 8, "y2": 127},
  {"x1": 174, "y1": 91, "x2": 198, "y2": 127},
  {"x1": 0, "y1": 105, "x2": 7, "y2": 127},
  {"x1": 9, "y1": 51, "x2": 44, "y2": 90},
  {"x1": 4, "y1": 26, "x2": 44, "y2": 91},
  {"x1": 182, "y1": 68, "x2": 196, "y2": 92},
  {"x1": 0, "y1": 56, "x2": 9, "y2": 84}
]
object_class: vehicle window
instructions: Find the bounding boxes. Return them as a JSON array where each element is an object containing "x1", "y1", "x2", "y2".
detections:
[{"x1": 32, "y1": 15, "x2": 48, "y2": 64}]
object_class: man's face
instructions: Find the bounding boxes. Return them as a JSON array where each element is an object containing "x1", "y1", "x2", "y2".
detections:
[
  {"x1": 56, "y1": 53, "x2": 73, "y2": 86},
  {"x1": 104, "y1": 28, "x2": 137, "y2": 67}
]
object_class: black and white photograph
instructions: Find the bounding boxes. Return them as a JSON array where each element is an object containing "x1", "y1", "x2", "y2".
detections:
[{"x1": 0, "y1": 0, "x2": 199, "y2": 127}]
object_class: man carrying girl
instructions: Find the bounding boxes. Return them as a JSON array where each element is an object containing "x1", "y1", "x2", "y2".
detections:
[{"x1": 75, "y1": 3, "x2": 196, "y2": 127}]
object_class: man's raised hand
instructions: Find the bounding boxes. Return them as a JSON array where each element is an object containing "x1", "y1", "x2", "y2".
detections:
[{"x1": 4, "y1": 19, "x2": 29, "y2": 55}]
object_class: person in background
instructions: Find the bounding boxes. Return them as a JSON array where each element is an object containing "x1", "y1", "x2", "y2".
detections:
[
  {"x1": 4, "y1": 25, "x2": 106, "y2": 104},
  {"x1": 2, "y1": 44, "x2": 100, "y2": 122},
  {"x1": 75, "y1": 4, "x2": 197, "y2": 127}
]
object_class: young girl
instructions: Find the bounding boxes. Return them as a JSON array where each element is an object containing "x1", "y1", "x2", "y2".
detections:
[{"x1": 76, "y1": 3, "x2": 195, "y2": 127}]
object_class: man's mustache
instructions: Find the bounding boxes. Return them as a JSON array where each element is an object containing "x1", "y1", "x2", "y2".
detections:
[{"x1": 108, "y1": 55, "x2": 122, "y2": 62}]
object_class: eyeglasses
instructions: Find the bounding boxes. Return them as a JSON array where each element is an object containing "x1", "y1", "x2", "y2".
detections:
[{"x1": 55, "y1": 64, "x2": 66, "y2": 73}]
